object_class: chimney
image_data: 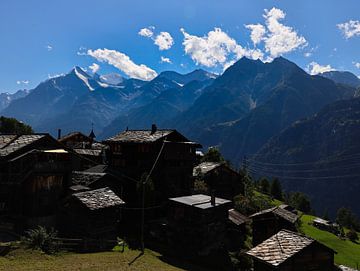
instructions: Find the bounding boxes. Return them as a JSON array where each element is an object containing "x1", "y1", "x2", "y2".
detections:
[
  {"x1": 57, "y1": 129, "x2": 62, "y2": 140},
  {"x1": 211, "y1": 190, "x2": 216, "y2": 206},
  {"x1": 151, "y1": 124, "x2": 157, "y2": 134}
]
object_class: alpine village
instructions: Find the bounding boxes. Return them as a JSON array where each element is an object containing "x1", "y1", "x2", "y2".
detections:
[{"x1": 1, "y1": 2, "x2": 360, "y2": 270}]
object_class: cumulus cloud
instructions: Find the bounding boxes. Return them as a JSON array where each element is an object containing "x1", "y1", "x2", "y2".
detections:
[
  {"x1": 16, "y1": 80, "x2": 29, "y2": 85},
  {"x1": 138, "y1": 26, "x2": 174, "y2": 50},
  {"x1": 87, "y1": 48, "x2": 157, "y2": 81},
  {"x1": 307, "y1": 62, "x2": 335, "y2": 75},
  {"x1": 89, "y1": 63, "x2": 100, "y2": 74},
  {"x1": 245, "y1": 24, "x2": 266, "y2": 46},
  {"x1": 138, "y1": 26, "x2": 155, "y2": 38},
  {"x1": 160, "y1": 56, "x2": 172, "y2": 64},
  {"x1": 180, "y1": 27, "x2": 263, "y2": 68},
  {"x1": 77, "y1": 46, "x2": 87, "y2": 56},
  {"x1": 337, "y1": 20, "x2": 360, "y2": 39},
  {"x1": 154, "y1": 32, "x2": 174, "y2": 50},
  {"x1": 261, "y1": 8, "x2": 307, "y2": 58},
  {"x1": 355, "y1": 62, "x2": 360, "y2": 69}
]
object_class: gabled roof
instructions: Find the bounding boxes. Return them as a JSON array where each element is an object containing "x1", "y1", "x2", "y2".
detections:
[
  {"x1": 73, "y1": 187, "x2": 125, "y2": 210},
  {"x1": 228, "y1": 209, "x2": 250, "y2": 226},
  {"x1": 250, "y1": 206, "x2": 298, "y2": 224},
  {"x1": 0, "y1": 134, "x2": 48, "y2": 157},
  {"x1": 73, "y1": 148, "x2": 103, "y2": 157},
  {"x1": 72, "y1": 171, "x2": 106, "y2": 186},
  {"x1": 193, "y1": 162, "x2": 223, "y2": 176},
  {"x1": 169, "y1": 194, "x2": 231, "y2": 209},
  {"x1": 59, "y1": 131, "x2": 91, "y2": 142},
  {"x1": 105, "y1": 129, "x2": 175, "y2": 143},
  {"x1": 246, "y1": 230, "x2": 327, "y2": 266}
]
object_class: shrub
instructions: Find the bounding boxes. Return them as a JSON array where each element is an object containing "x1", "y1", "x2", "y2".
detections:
[
  {"x1": 22, "y1": 226, "x2": 60, "y2": 254},
  {"x1": 346, "y1": 229, "x2": 359, "y2": 242}
]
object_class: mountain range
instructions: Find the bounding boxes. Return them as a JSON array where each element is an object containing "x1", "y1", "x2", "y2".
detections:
[{"x1": 1, "y1": 57, "x2": 359, "y2": 216}]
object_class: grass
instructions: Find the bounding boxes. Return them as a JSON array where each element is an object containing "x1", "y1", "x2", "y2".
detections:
[
  {"x1": 0, "y1": 246, "x2": 207, "y2": 271},
  {"x1": 300, "y1": 214, "x2": 360, "y2": 268},
  {"x1": 253, "y1": 191, "x2": 283, "y2": 207}
]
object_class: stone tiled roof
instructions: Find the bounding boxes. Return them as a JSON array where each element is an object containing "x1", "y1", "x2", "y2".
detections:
[
  {"x1": 73, "y1": 148, "x2": 103, "y2": 157},
  {"x1": 73, "y1": 187, "x2": 125, "y2": 210},
  {"x1": 246, "y1": 230, "x2": 314, "y2": 266},
  {"x1": 193, "y1": 162, "x2": 223, "y2": 176},
  {"x1": 0, "y1": 134, "x2": 46, "y2": 157},
  {"x1": 169, "y1": 194, "x2": 231, "y2": 209},
  {"x1": 59, "y1": 132, "x2": 90, "y2": 142},
  {"x1": 72, "y1": 171, "x2": 106, "y2": 186},
  {"x1": 228, "y1": 209, "x2": 250, "y2": 225},
  {"x1": 250, "y1": 206, "x2": 298, "y2": 224},
  {"x1": 105, "y1": 129, "x2": 175, "y2": 143}
]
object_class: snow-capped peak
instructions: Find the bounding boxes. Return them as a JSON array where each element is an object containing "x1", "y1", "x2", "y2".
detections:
[
  {"x1": 99, "y1": 73, "x2": 124, "y2": 85},
  {"x1": 73, "y1": 66, "x2": 95, "y2": 91}
]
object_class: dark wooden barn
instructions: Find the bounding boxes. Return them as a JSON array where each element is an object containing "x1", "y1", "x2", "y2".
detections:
[
  {"x1": 246, "y1": 230, "x2": 335, "y2": 271},
  {"x1": 0, "y1": 134, "x2": 72, "y2": 231},
  {"x1": 250, "y1": 206, "x2": 299, "y2": 246},
  {"x1": 103, "y1": 125, "x2": 201, "y2": 202},
  {"x1": 167, "y1": 194, "x2": 232, "y2": 255},
  {"x1": 193, "y1": 161, "x2": 244, "y2": 199},
  {"x1": 60, "y1": 187, "x2": 125, "y2": 238}
]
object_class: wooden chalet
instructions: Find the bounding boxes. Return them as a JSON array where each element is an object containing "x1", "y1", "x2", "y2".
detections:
[
  {"x1": 246, "y1": 230, "x2": 335, "y2": 271},
  {"x1": 227, "y1": 208, "x2": 250, "y2": 251},
  {"x1": 167, "y1": 194, "x2": 232, "y2": 255},
  {"x1": 104, "y1": 125, "x2": 201, "y2": 201},
  {"x1": 59, "y1": 130, "x2": 108, "y2": 166},
  {"x1": 193, "y1": 161, "x2": 244, "y2": 199},
  {"x1": 60, "y1": 187, "x2": 125, "y2": 237},
  {"x1": 0, "y1": 134, "x2": 72, "y2": 231},
  {"x1": 250, "y1": 206, "x2": 299, "y2": 246}
]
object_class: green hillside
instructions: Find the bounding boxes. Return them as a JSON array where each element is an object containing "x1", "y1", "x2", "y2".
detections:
[{"x1": 300, "y1": 214, "x2": 360, "y2": 268}]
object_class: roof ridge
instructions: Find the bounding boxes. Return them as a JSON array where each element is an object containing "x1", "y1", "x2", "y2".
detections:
[{"x1": 0, "y1": 134, "x2": 21, "y2": 150}]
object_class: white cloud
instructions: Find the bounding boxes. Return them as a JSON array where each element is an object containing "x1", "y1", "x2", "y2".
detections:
[
  {"x1": 262, "y1": 8, "x2": 307, "y2": 58},
  {"x1": 304, "y1": 52, "x2": 312, "y2": 58},
  {"x1": 355, "y1": 62, "x2": 360, "y2": 69},
  {"x1": 16, "y1": 80, "x2": 29, "y2": 85},
  {"x1": 87, "y1": 48, "x2": 157, "y2": 81},
  {"x1": 160, "y1": 56, "x2": 172, "y2": 64},
  {"x1": 180, "y1": 27, "x2": 264, "y2": 68},
  {"x1": 138, "y1": 26, "x2": 155, "y2": 38},
  {"x1": 337, "y1": 20, "x2": 360, "y2": 39},
  {"x1": 307, "y1": 62, "x2": 335, "y2": 75},
  {"x1": 245, "y1": 24, "x2": 266, "y2": 46},
  {"x1": 154, "y1": 32, "x2": 174, "y2": 50},
  {"x1": 46, "y1": 44, "x2": 53, "y2": 51},
  {"x1": 89, "y1": 63, "x2": 100, "y2": 74},
  {"x1": 77, "y1": 46, "x2": 87, "y2": 56}
]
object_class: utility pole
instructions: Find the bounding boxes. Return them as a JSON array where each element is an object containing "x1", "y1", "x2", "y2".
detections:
[{"x1": 140, "y1": 179, "x2": 145, "y2": 252}]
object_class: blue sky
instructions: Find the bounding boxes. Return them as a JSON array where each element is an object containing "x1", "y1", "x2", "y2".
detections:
[{"x1": 1, "y1": 0, "x2": 360, "y2": 93}]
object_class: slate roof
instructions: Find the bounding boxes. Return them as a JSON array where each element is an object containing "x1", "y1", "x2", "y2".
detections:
[
  {"x1": 105, "y1": 129, "x2": 175, "y2": 143},
  {"x1": 169, "y1": 194, "x2": 231, "y2": 209},
  {"x1": 72, "y1": 171, "x2": 106, "y2": 186},
  {"x1": 73, "y1": 187, "x2": 125, "y2": 210},
  {"x1": 193, "y1": 162, "x2": 223, "y2": 176},
  {"x1": 246, "y1": 230, "x2": 315, "y2": 266},
  {"x1": 250, "y1": 206, "x2": 298, "y2": 224},
  {"x1": 73, "y1": 148, "x2": 103, "y2": 157},
  {"x1": 84, "y1": 164, "x2": 108, "y2": 173},
  {"x1": 228, "y1": 209, "x2": 250, "y2": 226},
  {"x1": 0, "y1": 134, "x2": 47, "y2": 157},
  {"x1": 59, "y1": 132, "x2": 90, "y2": 142}
]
